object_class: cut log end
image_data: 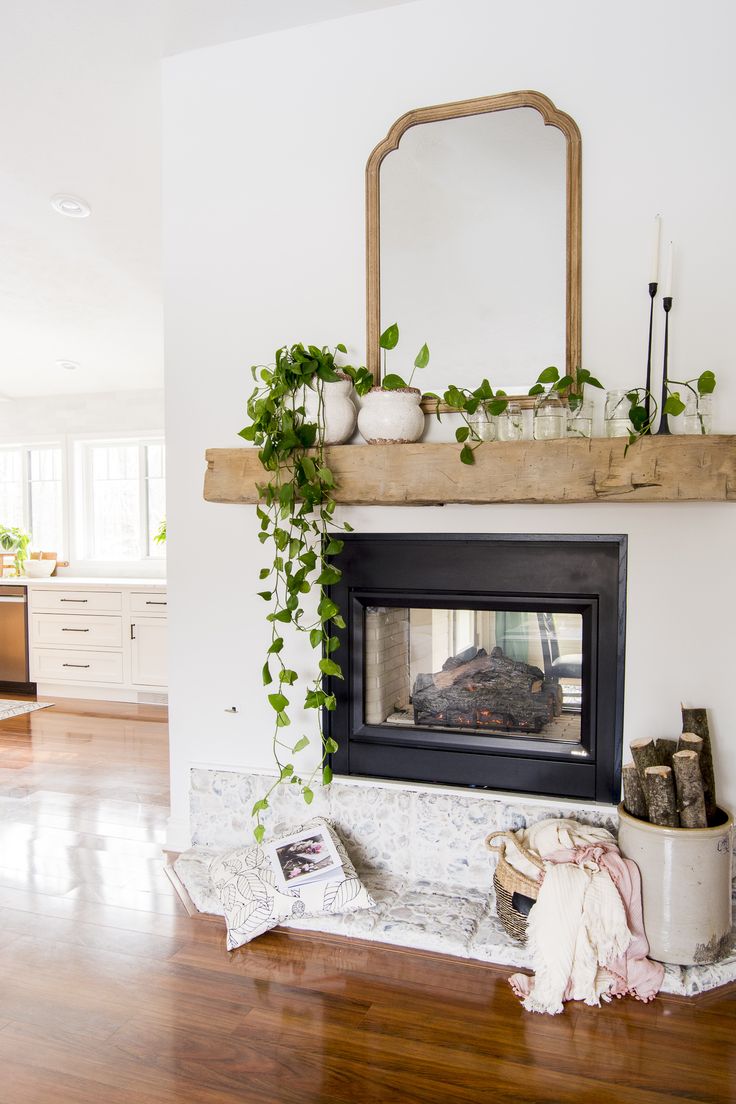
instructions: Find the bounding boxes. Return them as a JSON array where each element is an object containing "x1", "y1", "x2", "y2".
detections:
[
  {"x1": 672, "y1": 749, "x2": 708, "y2": 828},
  {"x1": 681, "y1": 706, "x2": 717, "y2": 824}
]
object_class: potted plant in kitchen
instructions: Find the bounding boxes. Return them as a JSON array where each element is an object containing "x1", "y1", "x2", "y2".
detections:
[
  {"x1": 239, "y1": 341, "x2": 362, "y2": 840},
  {"x1": 0, "y1": 525, "x2": 31, "y2": 576},
  {"x1": 353, "y1": 323, "x2": 430, "y2": 444}
]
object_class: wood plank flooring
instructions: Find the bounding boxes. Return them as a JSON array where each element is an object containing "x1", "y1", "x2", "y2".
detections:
[{"x1": 0, "y1": 696, "x2": 734, "y2": 1103}]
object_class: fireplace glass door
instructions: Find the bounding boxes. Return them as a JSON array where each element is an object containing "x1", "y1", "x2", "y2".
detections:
[{"x1": 366, "y1": 605, "x2": 583, "y2": 745}]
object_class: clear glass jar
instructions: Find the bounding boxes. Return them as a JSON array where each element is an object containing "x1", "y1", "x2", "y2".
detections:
[
  {"x1": 467, "y1": 404, "x2": 496, "y2": 442},
  {"x1": 605, "y1": 390, "x2": 633, "y2": 438},
  {"x1": 496, "y1": 401, "x2": 524, "y2": 442},
  {"x1": 682, "y1": 392, "x2": 713, "y2": 435},
  {"x1": 567, "y1": 398, "x2": 593, "y2": 438},
  {"x1": 533, "y1": 395, "x2": 566, "y2": 440}
]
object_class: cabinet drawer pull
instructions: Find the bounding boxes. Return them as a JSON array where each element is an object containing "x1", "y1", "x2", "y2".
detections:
[
  {"x1": 60, "y1": 598, "x2": 88, "y2": 603},
  {"x1": 146, "y1": 600, "x2": 167, "y2": 605},
  {"x1": 62, "y1": 663, "x2": 91, "y2": 668},
  {"x1": 61, "y1": 628, "x2": 90, "y2": 632}
]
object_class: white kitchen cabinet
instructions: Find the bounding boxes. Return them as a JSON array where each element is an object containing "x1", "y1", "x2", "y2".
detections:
[
  {"x1": 28, "y1": 581, "x2": 167, "y2": 702},
  {"x1": 130, "y1": 615, "x2": 168, "y2": 687}
]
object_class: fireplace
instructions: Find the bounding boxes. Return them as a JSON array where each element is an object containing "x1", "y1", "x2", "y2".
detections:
[{"x1": 326, "y1": 534, "x2": 627, "y2": 803}]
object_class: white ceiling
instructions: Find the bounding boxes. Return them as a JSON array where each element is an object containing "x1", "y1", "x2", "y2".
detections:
[{"x1": 0, "y1": 0, "x2": 415, "y2": 399}]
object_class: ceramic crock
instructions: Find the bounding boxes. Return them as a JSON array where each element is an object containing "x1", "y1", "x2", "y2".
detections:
[
  {"x1": 617, "y1": 803, "x2": 733, "y2": 965},
  {"x1": 357, "y1": 387, "x2": 425, "y2": 444},
  {"x1": 302, "y1": 378, "x2": 357, "y2": 445}
]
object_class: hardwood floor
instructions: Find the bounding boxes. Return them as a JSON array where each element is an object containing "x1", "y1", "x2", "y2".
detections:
[{"x1": 0, "y1": 697, "x2": 734, "y2": 1103}]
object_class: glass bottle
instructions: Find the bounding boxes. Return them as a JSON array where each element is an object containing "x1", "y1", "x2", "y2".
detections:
[
  {"x1": 567, "y1": 398, "x2": 593, "y2": 438},
  {"x1": 605, "y1": 390, "x2": 633, "y2": 438},
  {"x1": 467, "y1": 404, "x2": 496, "y2": 442},
  {"x1": 533, "y1": 395, "x2": 566, "y2": 440},
  {"x1": 496, "y1": 401, "x2": 524, "y2": 442},
  {"x1": 682, "y1": 392, "x2": 713, "y2": 435}
]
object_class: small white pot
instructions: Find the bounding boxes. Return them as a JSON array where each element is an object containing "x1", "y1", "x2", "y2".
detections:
[
  {"x1": 302, "y1": 379, "x2": 357, "y2": 445},
  {"x1": 357, "y1": 387, "x2": 425, "y2": 444},
  {"x1": 617, "y1": 804, "x2": 733, "y2": 965}
]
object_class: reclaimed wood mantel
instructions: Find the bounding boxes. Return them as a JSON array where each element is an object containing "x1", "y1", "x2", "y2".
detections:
[{"x1": 204, "y1": 436, "x2": 736, "y2": 506}]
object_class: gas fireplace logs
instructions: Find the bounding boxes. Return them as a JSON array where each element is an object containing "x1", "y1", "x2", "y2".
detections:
[
  {"x1": 411, "y1": 645, "x2": 561, "y2": 734},
  {"x1": 622, "y1": 707, "x2": 719, "y2": 828}
]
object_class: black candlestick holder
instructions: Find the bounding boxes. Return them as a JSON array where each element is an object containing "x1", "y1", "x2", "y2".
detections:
[
  {"x1": 656, "y1": 296, "x2": 673, "y2": 435},
  {"x1": 644, "y1": 282, "x2": 657, "y2": 429}
]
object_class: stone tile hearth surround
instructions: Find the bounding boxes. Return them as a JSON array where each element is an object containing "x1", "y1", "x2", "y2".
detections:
[{"x1": 175, "y1": 768, "x2": 736, "y2": 999}]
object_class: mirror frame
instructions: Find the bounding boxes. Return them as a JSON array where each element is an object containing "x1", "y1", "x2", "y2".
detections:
[{"x1": 365, "y1": 90, "x2": 581, "y2": 405}]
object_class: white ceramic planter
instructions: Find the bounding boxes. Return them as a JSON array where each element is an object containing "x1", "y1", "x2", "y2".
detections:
[
  {"x1": 357, "y1": 387, "x2": 425, "y2": 444},
  {"x1": 302, "y1": 378, "x2": 357, "y2": 445},
  {"x1": 617, "y1": 804, "x2": 733, "y2": 966}
]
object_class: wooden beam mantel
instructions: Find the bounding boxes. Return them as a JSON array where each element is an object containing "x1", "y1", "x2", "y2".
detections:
[{"x1": 204, "y1": 436, "x2": 736, "y2": 506}]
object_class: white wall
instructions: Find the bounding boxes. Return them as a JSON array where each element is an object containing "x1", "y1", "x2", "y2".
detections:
[{"x1": 162, "y1": 0, "x2": 736, "y2": 848}]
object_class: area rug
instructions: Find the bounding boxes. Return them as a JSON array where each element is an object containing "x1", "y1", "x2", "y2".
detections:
[{"x1": 0, "y1": 700, "x2": 53, "y2": 721}]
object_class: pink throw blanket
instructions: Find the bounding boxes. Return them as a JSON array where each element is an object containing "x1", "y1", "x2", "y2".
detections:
[{"x1": 509, "y1": 842, "x2": 663, "y2": 1006}]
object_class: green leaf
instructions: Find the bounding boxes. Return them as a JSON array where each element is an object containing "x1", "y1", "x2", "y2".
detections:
[
  {"x1": 268, "y1": 692, "x2": 289, "y2": 712},
  {"x1": 382, "y1": 373, "x2": 407, "y2": 390},
  {"x1": 253, "y1": 824, "x2": 266, "y2": 844},
  {"x1": 488, "y1": 398, "x2": 508, "y2": 416},
  {"x1": 303, "y1": 787, "x2": 314, "y2": 805},
  {"x1": 336, "y1": 343, "x2": 347, "y2": 354},
  {"x1": 317, "y1": 596, "x2": 339, "y2": 622},
  {"x1": 455, "y1": 426, "x2": 470, "y2": 443},
  {"x1": 332, "y1": 614, "x2": 346, "y2": 630},
  {"x1": 276, "y1": 710, "x2": 291, "y2": 727},
  {"x1": 698, "y1": 371, "x2": 716, "y2": 395},
  {"x1": 528, "y1": 383, "x2": 545, "y2": 396},
  {"x1": 460, "y1": 445, "x2": 475, "y2": 465},
  {"x1": 268, "y1": 637, "x2": 284, "y2": 655},
  {"x1": 586, "y1": 376, "x2": 604, "y2": 389},
  {"x1": 554, "y1": 374, "x2": 574, "y2": 392},
  {"x1": 280, "y1": 669, "x2": 298, "y2": 685},
  {"x1": 324, "y1": 693, "x2": 337, "y2": 711},
  {"x1": 664, "y1": 393, "x2": 686, "y2": 416},
  {"x1": 258, "y1": 567, "x2": 270, "y2": 580},
  {"x1": 292, "y1": 735, "x2": 309, "y2": 753},
  {"x1": 322, "y1": 764, "x2": 333, "y2": 785},
  {"x1": 324, "y1": 737, "x2": 338, "y2": 754},
  {"x1": 257, "y1": 590, "x2": 272, "y2": 601},
  {"x1": 280, "y1": 764, "x2": 294, "y2": 780},
  {"x1": 537, "y1": 366, "x2": 560, "y2": 384},
  {"x1": 414, "y1": 343, "x2": 430, "y2": 370},
  {"x1": 317, "y1": 465, "x2": 334, "y2": 488},
  {"x1": 316, "y1": 566, "x2": 341, "y2": 586},
  {"x1": 319, "y1": 658, "x2": 344, "y2": 679},
  {"x1": 262, "y1": 662, "x2": 272, "y2": 686},
  {"x1": 309, "y1": 628, "x2": 323, "y2": 648},
  {"x1": 326, "y1": 636, "x2": 340, "y2": 653},
  {"x1": 273, "y1": 609, "x2": 292, "y2": 623},
  {"x1": 325, "y1": 538, "x2": 344, "y2": 555},
  {"x1": 251, "y1": 798, "x2": 269, "y2": 815},
  {"x1": 379, "y1": 322, "x2": 399, "y2": 350}
]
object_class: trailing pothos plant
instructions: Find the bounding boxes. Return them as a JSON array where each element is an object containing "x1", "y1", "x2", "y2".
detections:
[
  {"x1": 429, "y1": 379, "x2": 510, "y2": 464},
  {"x1": 528, "y1": 365, "x2": 604, "y2": 410},
  {"x1": 239, "y1": 342, "x2": 359, "y2": 842}
]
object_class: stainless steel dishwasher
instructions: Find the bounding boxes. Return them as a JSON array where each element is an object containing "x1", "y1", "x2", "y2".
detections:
[{"x1": 0, "y1": 584, "x2": 33, "y2": 690}]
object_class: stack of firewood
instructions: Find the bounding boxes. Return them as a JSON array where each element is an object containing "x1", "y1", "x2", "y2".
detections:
[{"x1": 622, "y1": 706, "x2": 717, "y2": 828}]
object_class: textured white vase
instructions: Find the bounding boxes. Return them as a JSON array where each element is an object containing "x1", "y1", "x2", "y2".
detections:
[
  {"x1": 357, "y1": 387, "x2": 425, "y2": 444},
  {"x1": 302, "y1": 379, "x2": 357, "y2": 445},
  {"x1": 617, "y1": 804, "x2": 733, "y2": 965}
]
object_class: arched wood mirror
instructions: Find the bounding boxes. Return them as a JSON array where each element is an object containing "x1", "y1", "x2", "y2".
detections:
[{"x1": 365, "y1": 91, "x2": 581, "y2": 405}]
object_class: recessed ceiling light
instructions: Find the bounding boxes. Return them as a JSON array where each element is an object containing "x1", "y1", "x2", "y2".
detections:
[
  {"x1": 50, "y1": 194, "x2": 91, "y2": 218},
  {"x1": 56, "y1": 359, "x2": 80, "y2": 371}
]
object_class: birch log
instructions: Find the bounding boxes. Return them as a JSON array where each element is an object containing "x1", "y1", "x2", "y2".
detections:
[
  {"x1": 622, "y1": 762, "x2": 648, "y2": 819},
  {"x1": 672, "y1": 749, "x2": 707, "y2": 828},
  {"x1": 644, "y1": 766, "x2": 679, "y2": 827},
  {"x1": 681, "y1": 707, "x2": 717, "y2": 824},
  {"x1": 630, "y1": 739, "x2": 659, "y2": 791}
]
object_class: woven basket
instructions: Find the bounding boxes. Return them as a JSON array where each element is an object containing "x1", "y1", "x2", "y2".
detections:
[{"x1": 485, "y1": 829, "x2": 545, "y2": 944}]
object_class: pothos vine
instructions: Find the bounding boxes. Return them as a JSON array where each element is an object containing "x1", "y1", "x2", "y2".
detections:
[{"x1": 239, "y1": 343, "x2": 358, "y2": 842}]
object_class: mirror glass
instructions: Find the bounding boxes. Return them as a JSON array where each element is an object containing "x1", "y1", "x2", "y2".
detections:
[{"x1": 379, "y1": 108, "x2": 567, "y2": 395}]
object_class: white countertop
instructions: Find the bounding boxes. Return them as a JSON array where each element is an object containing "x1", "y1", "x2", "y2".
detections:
[{"x1": 5, "y1": 576, "x2": 167, "y2": 588}]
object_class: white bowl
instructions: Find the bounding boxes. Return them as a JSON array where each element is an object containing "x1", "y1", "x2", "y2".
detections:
[{"x1": 24, "y1": 560, "x2": 56, "y2": 578}]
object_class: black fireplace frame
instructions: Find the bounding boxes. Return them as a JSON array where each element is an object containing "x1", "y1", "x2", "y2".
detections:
[{"x1": 325, "y1": 534, "x2": 627, "y2": 804}]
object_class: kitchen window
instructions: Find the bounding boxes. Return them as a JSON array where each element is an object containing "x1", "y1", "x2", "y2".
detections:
[
  {"x1": 79, "y1": 438, "x2": 166, "y2": 561},
  {"x1": 0, "y1": 444, "x2": 65, "y2": 555}
]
